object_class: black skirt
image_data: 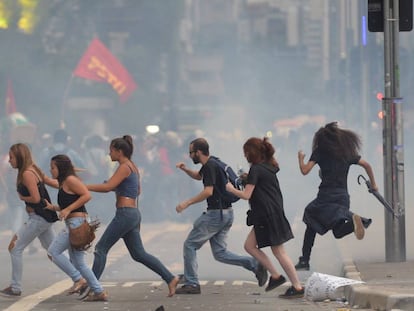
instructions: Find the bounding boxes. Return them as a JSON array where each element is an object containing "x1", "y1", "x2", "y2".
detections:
[
  {"x1": 303, "y1": 189, "x2": 352, "y2": 235},
  {"x1": 254, "y1": 212, "x2": 294, "y2": 248}
]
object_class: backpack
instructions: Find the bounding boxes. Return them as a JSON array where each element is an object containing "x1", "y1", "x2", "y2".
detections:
[{"x1": 210, "y1": 156, "x2": 241, "y2": 204}]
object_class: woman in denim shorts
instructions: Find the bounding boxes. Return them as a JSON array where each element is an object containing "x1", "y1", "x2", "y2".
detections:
[{"x1": 44, "y1": 154, "x2": 107, "y2": 301}]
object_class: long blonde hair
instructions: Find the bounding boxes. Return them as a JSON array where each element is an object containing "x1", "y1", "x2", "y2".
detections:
[{"x1": 9, "y1": 143, "x2": 43, "y2": 185}]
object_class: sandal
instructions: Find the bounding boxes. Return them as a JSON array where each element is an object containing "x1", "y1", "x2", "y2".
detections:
[
  {"x1": 78, "y1": 285, "x2": 91, "y2": 300},
  {"x1": 83, "y1": 290, "x2": 108, "y2": 302},
  {"x1": 67, "y1": 278, "x2": 87, "y2": 295}
]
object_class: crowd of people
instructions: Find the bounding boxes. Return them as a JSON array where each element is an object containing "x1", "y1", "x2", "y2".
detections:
[{"x1": 0, "y1": 122, "x2": 378, "y2": 302}]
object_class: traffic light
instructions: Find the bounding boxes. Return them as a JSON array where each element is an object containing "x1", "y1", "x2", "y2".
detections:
[
  {"x1": 376, "y1": 92, "x2": 384, "y2": 101},
  {"x1": 376, "y1": 92, "x2": 384, "y2": 119},
  {"x1": 368, "y1": 0, "x2": 413, "y2": 32}
]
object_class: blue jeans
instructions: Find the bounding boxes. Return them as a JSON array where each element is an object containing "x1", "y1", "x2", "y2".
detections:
[
  {"x1": 7, "y1": 202, "x2": 25, "y2": 232},
  {"x1": 92, "y1": 207, "x2": 175, "y2": 284},
  {"x1": 183, "y1": 209, "x2": 258, "y2": 286},
  {"x1": 10, "y1": 213, "x2": 55, "y2": 292},
  {"x1": 48, "y1": 217, "x2": 103, "y2": 294}
]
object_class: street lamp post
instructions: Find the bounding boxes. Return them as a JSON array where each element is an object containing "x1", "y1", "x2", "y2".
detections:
[{"x1": 382, "y1": 0, "x2": 406, "y2": 262}]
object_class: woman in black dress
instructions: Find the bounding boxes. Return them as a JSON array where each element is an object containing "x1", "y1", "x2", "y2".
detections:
[
  {"x1": 226, "y1": 137, "x2": 304, "y2": 299},
  {"x1": 294, "y1": 122, "x2": 378, "y2": 271}
]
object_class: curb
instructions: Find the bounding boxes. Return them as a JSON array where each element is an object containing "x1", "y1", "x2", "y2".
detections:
[{"x1": 342, "y1": 260, "x2": 414, "y2": 311}]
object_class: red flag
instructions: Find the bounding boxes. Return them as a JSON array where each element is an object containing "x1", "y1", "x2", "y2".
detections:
[
  {"x1": 5, "y1": 79, "x2": 17, "y2": 115},
  {"x1": 73, "y1": 38, "x2": 137, "y2": 102}
]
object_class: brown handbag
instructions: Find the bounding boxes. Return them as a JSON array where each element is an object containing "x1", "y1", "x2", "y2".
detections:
[{"x1": 69, "y1": 219, "x2": 100, "y2": 251}]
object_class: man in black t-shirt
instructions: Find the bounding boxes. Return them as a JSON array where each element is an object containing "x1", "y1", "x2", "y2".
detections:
[{"x1": 174, "y1": 138, "x2": 267, "y2": 294}]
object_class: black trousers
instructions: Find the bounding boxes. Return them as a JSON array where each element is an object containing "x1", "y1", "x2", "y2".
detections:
[{"x1": 301, "y1": 219, "x2": 354, "y2": 262}]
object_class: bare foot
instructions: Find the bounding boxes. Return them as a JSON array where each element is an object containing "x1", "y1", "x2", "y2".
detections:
[{"x1": 167, "y1": 276, "x2": 179, "y2": 297}]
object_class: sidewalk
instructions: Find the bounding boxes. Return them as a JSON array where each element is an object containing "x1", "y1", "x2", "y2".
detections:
[
  {"x1": 343, "y1": 259, "x2": 414, "y2": 311},
  {"x1": 328, "y1": 201, "x2": 414, "y2": 311}
]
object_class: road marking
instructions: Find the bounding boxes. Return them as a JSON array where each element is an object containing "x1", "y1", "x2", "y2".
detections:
[
  {"x1": 232, "y1": 280, "x2": 257, "y2": 286},
  {"x1": 122, "y1": 281, "x2": 149, "y2": 287},
  {"x1": 3, "y1": 279, "x2": 71, "y2": 311},
  {"x1": 119, "y1": 280, "x2": 259, "y2": 287},
  {"x1": 108, "y1": 280, "x2": 261, "y2": 288},
  {"x1": 4, "y1": 222, "x2": 189, "y2": 311},
  {"x1": 100, "y1": 281, "x2": 118, "y2": 288}
]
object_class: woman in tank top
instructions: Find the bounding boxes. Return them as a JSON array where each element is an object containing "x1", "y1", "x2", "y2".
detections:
[
  {"x1": 44, "y1": 154, "x2": 107, "y2": 301},
  {"x1": 0, "y1": 143, "x2": 57, "y2": 297},
  {"x1": 85, "y1": 135, "x2": 179, "y2": 297}
]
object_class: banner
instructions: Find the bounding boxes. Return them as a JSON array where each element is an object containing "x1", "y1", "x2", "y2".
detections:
[
  {"x1": 5, "y1": 79, "x2": 17, "y2": 115},
  {"x1": 73, "y1": 38, "x2": 137, "y2": 102}
]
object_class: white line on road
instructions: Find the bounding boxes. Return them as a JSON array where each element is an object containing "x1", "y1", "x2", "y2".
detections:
[{"x1": 3, "y1": 279, "x2": 71, "y2": 311}]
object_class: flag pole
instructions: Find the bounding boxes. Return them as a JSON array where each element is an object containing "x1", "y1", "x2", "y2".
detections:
[{"x1": 61, "y1": 74, "x2": 74, "y2": 129}]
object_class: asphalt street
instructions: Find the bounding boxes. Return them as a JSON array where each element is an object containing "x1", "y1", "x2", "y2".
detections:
[{"x1": 0, "y1": 214, "x2": 377, "y2": 311}]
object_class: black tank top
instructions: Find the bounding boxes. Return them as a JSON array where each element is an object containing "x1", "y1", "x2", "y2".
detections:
[
  {"x1": 16, "y1": 170, "x2": 58, "y2": 223},
  {"x1": 58, "y1": 188, "x2": 87, "y2": 214}
]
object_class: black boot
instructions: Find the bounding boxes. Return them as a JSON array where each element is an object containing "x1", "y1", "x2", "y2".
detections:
[{"x1": 295, "y1": 256, "x2": 310, "y2": 271}]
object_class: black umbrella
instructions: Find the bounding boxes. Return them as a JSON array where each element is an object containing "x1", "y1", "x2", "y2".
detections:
[{"x1": 357, "y1": 175, "x2": 397, "y2": 217}]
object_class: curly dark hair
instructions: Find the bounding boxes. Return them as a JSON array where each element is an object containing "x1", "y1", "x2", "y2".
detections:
[{"x1": 312, "y1": 122, "x2": 361, "y2": 160}]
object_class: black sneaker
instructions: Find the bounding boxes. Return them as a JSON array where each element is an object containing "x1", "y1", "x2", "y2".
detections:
[
  {"x1": 279, "y1": 285, "x2": 305, "y2": 299},
  {"x1": 265, "y1": 275, "x2": 286, "y2": 292},
  {"x1": 0, "y1": 286, "x2": 21, "y2": 297},
  {"x1": 295, "y1": 257, "x2": 310, "y2": 271},
  {"x1": 175, "y1": 284, "x2": 201, "y2": 294},
  {"x1": 362, "y1": 217, "x2": 372, "y2": 229},
  {"x1": 254, "y1": 263, "x2": 268, "y2": 287}
]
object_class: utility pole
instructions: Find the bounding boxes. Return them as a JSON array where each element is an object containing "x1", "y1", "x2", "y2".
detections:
[{"x1": 382, "y1": 0, "x2": 406, "y2": 262}]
